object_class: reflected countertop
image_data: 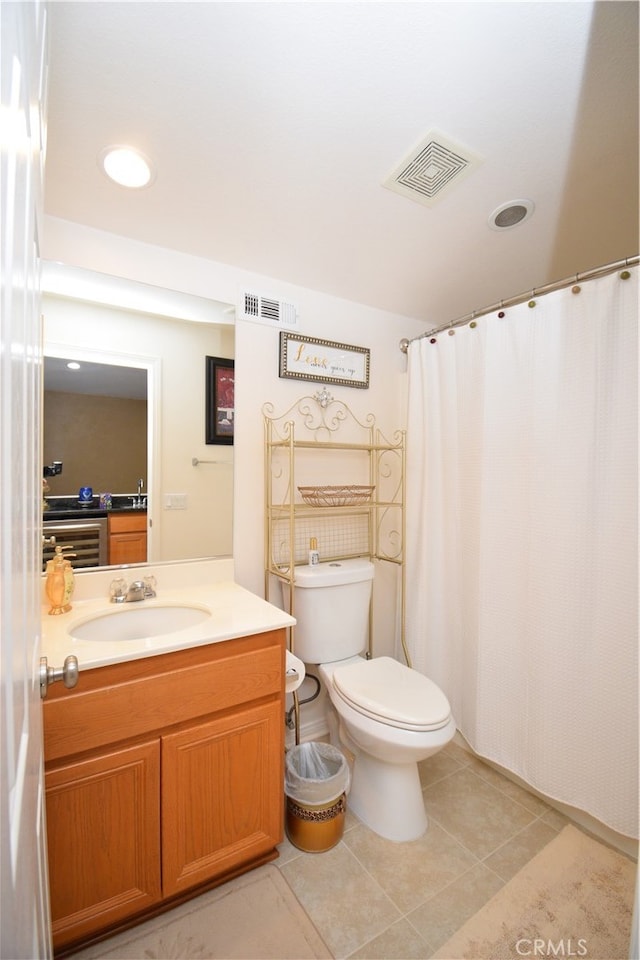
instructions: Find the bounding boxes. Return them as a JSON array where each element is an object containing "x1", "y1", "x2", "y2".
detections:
[
  {"x1": 43, "y1": 495, "x2": 147, "y2": 522},
  {"x1": 41, "y1": 579, "x2": 296, "y2": 671}
]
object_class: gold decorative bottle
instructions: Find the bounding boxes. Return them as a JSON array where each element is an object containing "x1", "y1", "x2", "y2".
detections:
[{"x1": 45, "y1": 545, "x2": 76, "y2": 615}]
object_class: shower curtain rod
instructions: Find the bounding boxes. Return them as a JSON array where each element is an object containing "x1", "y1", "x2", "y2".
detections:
[{"x1": 399, "y1": 254, "x2": 639, "y2": 353}]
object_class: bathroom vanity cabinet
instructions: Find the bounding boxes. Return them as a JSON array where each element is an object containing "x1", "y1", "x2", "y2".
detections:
[
  {"x1": 43, "y1": 629, "x2": 285, "y2": 953},
  {"x1": 107, "y1": 511, "x2": 147, "y2": 564}
]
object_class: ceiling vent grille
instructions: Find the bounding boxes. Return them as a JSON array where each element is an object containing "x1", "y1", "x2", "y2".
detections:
[
  {"x1": 239, "y1": 291, "x2": 299, "y2": 329},
  {"x1": 383, "y1": 131, "x2": 482, "y2": 208}
]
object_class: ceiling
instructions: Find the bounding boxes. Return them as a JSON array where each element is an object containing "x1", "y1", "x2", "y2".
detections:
[
  {"x1": 43, "y1": 356, "x2": 147, "y2": 399},
  {"x1": 44, "y1": 2, "x2": 639, "y2": 326}
]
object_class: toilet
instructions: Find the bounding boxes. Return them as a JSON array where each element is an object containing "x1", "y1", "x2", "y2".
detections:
[{"x1": 288, "y1": 558, "x2": 456, "y2": 842}]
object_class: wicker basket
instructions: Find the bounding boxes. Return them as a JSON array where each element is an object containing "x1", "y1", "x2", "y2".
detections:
[{"x1": 297, "y1": 484, "x2": 375, "y2": 507}]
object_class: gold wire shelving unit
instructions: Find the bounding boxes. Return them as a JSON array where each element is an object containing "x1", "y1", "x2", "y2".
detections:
[{"x1": 263, "y1": 390, "x2": 408, "y2": 740}]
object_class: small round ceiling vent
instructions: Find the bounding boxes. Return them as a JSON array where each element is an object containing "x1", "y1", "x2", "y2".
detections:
[{"x1": 488, "y1": 199, "x2": 535, "y2": 231}]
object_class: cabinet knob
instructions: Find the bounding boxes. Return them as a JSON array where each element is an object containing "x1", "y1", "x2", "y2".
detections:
[{"x1": 39, "y1": 655, "x2": 79, "y2": 700}]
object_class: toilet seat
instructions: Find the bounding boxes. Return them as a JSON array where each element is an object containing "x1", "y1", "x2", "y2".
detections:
[{"x1": 331, "y1": 656, "x2": 451, "y2": 732}]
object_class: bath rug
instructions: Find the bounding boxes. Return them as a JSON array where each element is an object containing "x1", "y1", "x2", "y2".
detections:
[
  {"x1": 434, "y1": 824, "x2": 636, "y2": 960},
  {"x1": 68, "y1": 863, "x2": 332, "y2": 959}
]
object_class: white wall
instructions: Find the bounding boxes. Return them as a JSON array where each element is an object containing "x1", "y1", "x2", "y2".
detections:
[{"x1": 42, "y1": 215, "x2": 426, "y2": 658}]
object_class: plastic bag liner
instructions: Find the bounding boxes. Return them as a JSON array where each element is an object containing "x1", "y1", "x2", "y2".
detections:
[{"x1": 285, "y1": 742, "x2": 351, "y2": 806}]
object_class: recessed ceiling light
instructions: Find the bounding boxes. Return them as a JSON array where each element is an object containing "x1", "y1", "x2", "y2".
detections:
[
  {"x1": 488, "y1": 199, "x2": 535, "y2": 231},
  {"x1": 66, "y1": 362, "x2": 80, "y2": 370},
  {"x1": 98, "y1": 145, "x2": 155, "y2": 189}
]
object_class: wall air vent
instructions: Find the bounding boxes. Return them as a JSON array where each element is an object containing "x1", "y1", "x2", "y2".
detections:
[
  {"x1": 383, "y1": 131, "x2": 483, "y2": 208},
  {"x1": 239, "y1": 291, "x2": 299, "y2": 329}
]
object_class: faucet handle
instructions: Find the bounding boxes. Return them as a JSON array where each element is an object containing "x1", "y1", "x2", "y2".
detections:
[
  {"x1": 143, "y1": 575, "x2": 157, "y2": 598},
  {"x1": 109, "y1": 577, "x2": 128, "y2": 603}
]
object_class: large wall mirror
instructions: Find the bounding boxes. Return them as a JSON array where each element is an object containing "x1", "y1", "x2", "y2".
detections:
[{"x1": 42, "y1": 262, "x2": 235, "y2": 571}]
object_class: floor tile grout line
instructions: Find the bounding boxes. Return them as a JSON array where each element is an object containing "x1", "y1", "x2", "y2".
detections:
[
  {"x1": 402, "y1": 912, "x2": 438, "y2": 958},
  {"x1": 420, "y1": 806, "x2": 491, "y2": 863},
  {"x1": 337, "y1": 830, "x2": 406, "y2": 921},
  {"x1": 295, "y1": 833, "x2": 409, "y2": 958},
  {"x1": 446, "y1": 750, "x2": 556, "y2": 819},
  {"x1": 476, "y1": 810, "x2": 563, "y2": 876},
  {"x1": 417, "y1": 757, "x2": 467, "y2": 792},
  {"x1": 401, "y1": 855, "x2": 506, "y2": 932},
  {"x1": 341, "y1": 813, "x2": 484, "y2": 916},
  {"x1": 344, "y1": 914, "x2": 434, "y2": 960},
  {"x1": 339, "y1": 818, "x2": 502, "y2": 945},
  {"x1": 335, "y1": 819, "x2": 500, "y2": 957},
  {"x1": 422, "y1": 765, "x2": 547, "y2": 850}
]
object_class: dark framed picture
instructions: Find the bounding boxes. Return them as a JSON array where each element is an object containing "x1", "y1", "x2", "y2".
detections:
[{"x1": 205, "y1": 356, "x2": 234, "y2": 445}]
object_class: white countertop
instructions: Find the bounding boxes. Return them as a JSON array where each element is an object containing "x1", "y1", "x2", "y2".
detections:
[{"x1": 41, "y1": 579, "x2": 296, "y2": 671}]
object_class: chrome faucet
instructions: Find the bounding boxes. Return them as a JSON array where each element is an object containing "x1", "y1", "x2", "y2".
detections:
[
  {"x1": 126, "y1": 578, "x2": 157, "y2": 602},
  {"x1": 125, "y1": 580, "x2": 146, "y2": 602},
  {"x1": 109, "y1": 575, "x2": 157, "y2": 603},
  {"x1": 131, "y1": 478, "x2": 144, "y2": 508}
]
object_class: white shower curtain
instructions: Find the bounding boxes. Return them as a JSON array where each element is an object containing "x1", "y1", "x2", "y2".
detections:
[{"x1": 406, "y1": 267, "x2": 638, "y2": 838}]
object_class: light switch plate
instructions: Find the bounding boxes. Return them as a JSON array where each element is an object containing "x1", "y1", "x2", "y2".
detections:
[{"x1": 164, "y1": 494, "x2": 187, "y2": 510}]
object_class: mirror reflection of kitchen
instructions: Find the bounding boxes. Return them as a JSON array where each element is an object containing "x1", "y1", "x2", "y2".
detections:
[
  {"x1": 42, "y1": 272, "x2": 235, "y2": 571},
  {"x1": 42, "y1": 357, "x2": 148, "y2": 569}
]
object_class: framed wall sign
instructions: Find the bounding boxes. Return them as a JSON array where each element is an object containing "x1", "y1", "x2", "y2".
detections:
[
  {"x1": 205, "y1": 356, "x2": 234, "y2": 444},
  {"x1": 279, "y1": 332, "x2": 370, "y2": 389}
]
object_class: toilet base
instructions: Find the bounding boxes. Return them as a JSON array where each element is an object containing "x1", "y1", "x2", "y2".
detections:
[
  {"x1": 320, "y1": 663, "x2": 455, "y2": 843},
  {"x1": 348, "y1": 752, "x2": 428, "y2": 842}
]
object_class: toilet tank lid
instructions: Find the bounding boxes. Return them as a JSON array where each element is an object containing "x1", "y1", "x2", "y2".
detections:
[{"x1": 294, "y1": 558, "x2": 374, "y2": 588}]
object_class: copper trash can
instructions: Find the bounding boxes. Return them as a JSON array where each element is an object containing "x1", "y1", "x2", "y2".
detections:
[{"x1": 284, "y1": 742, "x2": 350, "y2": 853}]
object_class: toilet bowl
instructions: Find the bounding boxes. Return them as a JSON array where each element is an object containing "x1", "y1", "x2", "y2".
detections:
[
  {"x1": 286, "y1": 559, "x2": 455, "y2": 842},
  {"x1": 320, "y1": 656, "x2": 455, "y2": 841}
]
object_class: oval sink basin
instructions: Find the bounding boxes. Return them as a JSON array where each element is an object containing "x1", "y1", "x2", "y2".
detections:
[{"x1": 70, "y1": 604, "x2": 211, "y2": 643}]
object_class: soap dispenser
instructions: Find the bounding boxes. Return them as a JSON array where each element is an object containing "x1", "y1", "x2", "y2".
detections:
[{"x1": 45, "y1": 545, "x2": 76, "y2": 615}]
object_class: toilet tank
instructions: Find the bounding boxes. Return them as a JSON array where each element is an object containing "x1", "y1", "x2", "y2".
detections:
[{"x1": 283, "y1": 558, "x2": 374, "y2": 664}]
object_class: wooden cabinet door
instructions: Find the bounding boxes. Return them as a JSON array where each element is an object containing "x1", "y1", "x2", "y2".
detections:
[
  {"x1": 46, "y1": 739, "x2": 161, "y2": 950},
  {"x1": 109, "y1": 529, "x2": 147, "y2": 564},
  {"x1": 162, "y1": 700, "x2": 283, "y2": 896},
  {"x1": 108, "y1": 513, "x2": 147, "y2": 564}
]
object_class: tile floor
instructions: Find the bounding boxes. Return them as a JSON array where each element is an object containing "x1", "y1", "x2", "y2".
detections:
[{"x1": 275, "y1": 741, "x2": 585, "y2": 959}]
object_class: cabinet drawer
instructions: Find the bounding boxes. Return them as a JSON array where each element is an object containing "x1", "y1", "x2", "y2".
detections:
[
  {"x1": 44, "y1": 631, "x2": 285, "y2": 763},
  {"x1": 108, "y1": 512, "x2": 147, "y2": 534}
]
